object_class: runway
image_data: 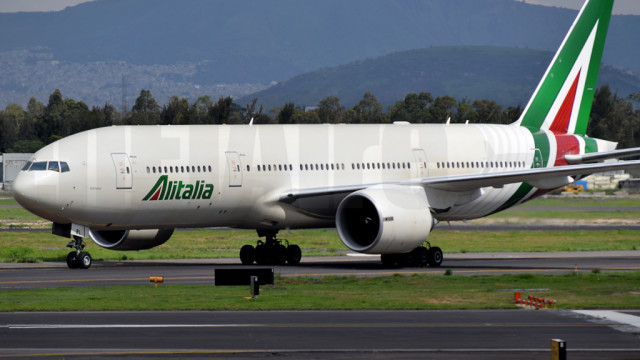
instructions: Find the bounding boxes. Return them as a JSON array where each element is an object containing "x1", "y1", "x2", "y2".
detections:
[
  {"x1": 1, "y1": 251, "x2": 639, "y2": 290},
  {"x1": 0, "y1": 310, "x2": 639, "y2": 359}
]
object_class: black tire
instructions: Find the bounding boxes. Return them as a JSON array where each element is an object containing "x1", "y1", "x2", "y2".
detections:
[
  {"x1": 399, "y1": 252, "x2": 415, "y2": 267},
  {"x1": 255, "y1": 244, "x2": 268, "y2": 265},
  {"x1": 66, "y1": 251, "x2": 79, "y2": 269},
  {"x1": 286, "y1": 244, "x2": 302, "y2": 265},
  {"x1": 239, "y1": 245, "x2": 255, "y2": 265},
  {"x1": 412, "y1": 247, "x2": 428, "y2": 267},
  {"x1": 380, "y1": 254, "x2": 398, "y2": 267},
  {"x1": 274, "y1": 244, "x2": 287, "y2": 265},
  {"x1": 427, "y1": 247, "x2": 443, "y2": 267},
  {"x1": 77, "y1": 251, "x2": 92, "y2": 269}
]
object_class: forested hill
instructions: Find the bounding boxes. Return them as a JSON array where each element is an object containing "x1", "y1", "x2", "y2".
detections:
[
  {"x1": 1, "y1": 0, "x2": 639, "y2": 84},
  {"x1": 238, "y1": 46, "x2": 640, "y2": 109}
]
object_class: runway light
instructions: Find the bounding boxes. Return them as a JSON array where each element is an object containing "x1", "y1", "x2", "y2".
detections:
[{"x1": 149, "y1": 276, "x2": 164, "y2": 287}]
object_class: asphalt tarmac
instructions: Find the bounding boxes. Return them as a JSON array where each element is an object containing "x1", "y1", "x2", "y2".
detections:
[
  {"x1": 1, "y1": 251, "x2": 639, "y2": 290},
  {"x1": 0, "y1": 310, "x2": 639, "y2": 359}
]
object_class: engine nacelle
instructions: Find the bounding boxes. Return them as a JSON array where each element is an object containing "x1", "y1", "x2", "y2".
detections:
[
  {"x1": 336, "y1": 185, "x2": 433, "y2": 254},
  {"x1": 89, "y1": 229, "x2": 174, "y2": 251}
]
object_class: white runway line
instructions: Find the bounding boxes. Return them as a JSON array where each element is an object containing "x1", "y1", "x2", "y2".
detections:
[{"x1": 574, "y1": 310, "x2": 640, "y2": 331}]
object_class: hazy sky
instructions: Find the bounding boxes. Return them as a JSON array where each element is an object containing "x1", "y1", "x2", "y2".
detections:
[{"x1": 0, "y1": 0, "x2": 638, "y2": 14}]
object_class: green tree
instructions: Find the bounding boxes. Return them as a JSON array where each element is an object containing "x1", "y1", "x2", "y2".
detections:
[
  {"x1": 277, "y1": 102, "x2": 296, "y2": 124},
  {"x1": 473, "y1": 99, "x2": 503, "y2": 124},
  {"x1": 429, "y1": 95, "x2": 457, "y2": 123},
  {"x1": 162, "y1": 96, "x2": 190, "y2": 125},
  {"x1": 317, "y1": 96, "x2": 345, "y2": 123},
  {"x1": 1, "y1": 103, "x2": 26, "y2": 152},
  {"x1": 387, "y1": 92, "x2": 433, "y2": 123},
  {"x1": 189, "y1": 96, "x2": 213, "y2": 124},
  {"x1": 129, "y1": 89, "x2": 160, "y2": 125},
  {"x1": 350, "y1": 91, "x2": 384, "y2": 123}
]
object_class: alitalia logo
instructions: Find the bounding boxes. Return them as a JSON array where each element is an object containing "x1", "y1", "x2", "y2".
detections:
[{"x1": 143, "y1": 175, "x2": 214, "y2": 201}]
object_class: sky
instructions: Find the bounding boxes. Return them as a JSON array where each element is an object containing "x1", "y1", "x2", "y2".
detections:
[{"x1": 0, "y1": 0, "x2": 638, "y2": 14}]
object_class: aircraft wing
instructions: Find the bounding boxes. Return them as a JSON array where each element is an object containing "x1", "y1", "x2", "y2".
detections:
[{"x1": 280, "y1": 159, "x2": 640, "y2": 202}]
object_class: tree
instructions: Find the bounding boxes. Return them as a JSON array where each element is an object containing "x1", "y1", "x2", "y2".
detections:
[
  {"x1": 429, "y1": 95, "x2": 457, "y2": 123},
  {"x1": 473, "y1": 99, "x2": 503, "y2": 124},
  {"x1": 277, "y1": 102, "x2": 296, "y2": 124},
  {"x1": 350, "y1": 91, "x2": 384, "y2": 123},
  {"x1": 317, "y1": 96, "x2": 345, "y2": 123},
  {"x1": 129, "y1": 89, "x2": 160, "y2": 125},
  {"x1": 1, "y1": 103, "x2": 26, "y2": 152},
  {"x1": 161, "y1": 96, "x2": 190, "y2": 125},
  {"x1": 387, "y1": 92, "x2": 432, "y2": 123},
  {"x1": 189, "y1": 95, "x2": 213, "y2": 124}
]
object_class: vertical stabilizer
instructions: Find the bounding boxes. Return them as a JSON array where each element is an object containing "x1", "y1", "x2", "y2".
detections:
[{"x1": 515, "y1": 0, "x2": 613, "y2": 135}]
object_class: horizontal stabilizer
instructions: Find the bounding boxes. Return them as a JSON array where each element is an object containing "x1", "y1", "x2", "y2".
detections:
[{"x1": 565, "y1": 147, "x2": 640, "y2": 164}]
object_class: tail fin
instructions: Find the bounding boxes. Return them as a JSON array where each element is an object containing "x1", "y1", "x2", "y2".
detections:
[{"x1": 515, "y1": 0, "x2": 613, "y2": 135}]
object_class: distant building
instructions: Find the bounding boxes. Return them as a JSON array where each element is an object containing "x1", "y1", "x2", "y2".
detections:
[{"x1": 2, "y1": 153, "x2": 33, "y2": 191}]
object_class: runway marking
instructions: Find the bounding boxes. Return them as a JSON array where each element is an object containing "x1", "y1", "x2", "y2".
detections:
[
  {"x1": 0, "y1": 276, "x2": 214, "y2": 285},
  {"x1": 6, "y1": 322, "x2": 616, "y2": 330},
  {"x1": 574, "y1": 310, "x2": 640, "y2": 330},
  {"x1": 2, "y1": 347, "x2": 640, "y2": 358}
]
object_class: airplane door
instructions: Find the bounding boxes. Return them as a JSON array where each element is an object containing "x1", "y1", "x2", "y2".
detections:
[
  {"x1": 225, "y1": 151, "x2": 242, "y2": 187},
  {"x1": 412, "y1": 148, "x2": 428, "y2": 178},
  {"x1": 111, "y1": 153, "x2": 133, "y2": 189}
]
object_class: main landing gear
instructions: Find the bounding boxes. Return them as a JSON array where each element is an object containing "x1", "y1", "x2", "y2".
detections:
[
  {"x1": 66, "y1": 235, "x2": 92, "y2": 269},
  {"x1": 380, "y1": 242, "x2": 443, "y2": 268},
  {"x1": 239, "y1": 230, "x2": 302, "y2": 266}
]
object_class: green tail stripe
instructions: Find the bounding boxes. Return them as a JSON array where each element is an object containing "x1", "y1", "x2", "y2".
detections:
[{"x1": 519, "y1": 0, "x2": 613, "y2": 134}]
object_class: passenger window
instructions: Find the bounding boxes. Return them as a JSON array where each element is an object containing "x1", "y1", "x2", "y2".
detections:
[{"x1": 48, "y1": 161, "x2": 60, "y2": 172}]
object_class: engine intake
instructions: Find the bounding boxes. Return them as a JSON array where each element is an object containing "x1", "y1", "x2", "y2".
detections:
[
  {"x1": 336, "y1": 185, "x2": 433, "y2": 254},
  {"x1": 89, "y1": 229, "x2": 174, "y2": 250}
]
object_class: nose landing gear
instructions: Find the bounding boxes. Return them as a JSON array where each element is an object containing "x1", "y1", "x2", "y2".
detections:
[{"x1": 66, "y1": 236, "x2": 92, "y2": 269}]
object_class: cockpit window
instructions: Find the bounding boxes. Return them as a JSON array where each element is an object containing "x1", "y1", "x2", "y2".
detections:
[
  {"x1": 48, "y1": 161, "x2": 60, "y2": 172},
  {"x1": 30, "y1": 161, "x2": 47, "y2": 171},
  {"x1": 23, "y1": 161, "x2": 70, "y2": 172}
]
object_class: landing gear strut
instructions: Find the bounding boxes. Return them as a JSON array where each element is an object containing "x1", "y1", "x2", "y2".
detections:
[
  {"x1": 239, "y1": 230, "x2": 302, "y2": 266},
  {"x1": 380, "y1": 242, "x2": 442, "y2": 268},
  {"x1": 66, "y1": 235, "x2": 92, "y2": 269}
]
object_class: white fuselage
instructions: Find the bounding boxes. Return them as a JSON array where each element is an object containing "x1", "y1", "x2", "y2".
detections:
[{"x1": 14, "y1": 122, "x2": 544, "y2": 231}]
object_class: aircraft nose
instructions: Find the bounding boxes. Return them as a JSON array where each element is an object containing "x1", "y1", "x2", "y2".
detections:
[{"x1": 13, "y1": 171, "x2": 40, "y2": 210}]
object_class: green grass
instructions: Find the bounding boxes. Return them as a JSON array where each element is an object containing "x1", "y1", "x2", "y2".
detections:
[
  {"x1": 0, "y1": 272, "x2": 638, "y2": 311},
  {"x1": 519, "y1": 197, "x2": 640, "y2": 207},
  {"x1": 0, "y1": 228, "x2": 638, "y2": 263},
  {"x1": 488, "y1": 210, "x2": 640, "y2": 220}
]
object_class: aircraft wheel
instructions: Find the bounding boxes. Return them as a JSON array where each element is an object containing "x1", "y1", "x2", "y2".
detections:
[
  {"x1": 274, "y1": 244, "x2": 287, "y2": 265},
  {"x1": 380, "y1": 254, "x2": 399, "y2": 267},
  {"x1": 413, "y1": 247, "x2": 429, "y2": 267},
  {"x1": 286, "y1": 245, "x2": 302, "y2": 265},
  {"x1": 66, "y1": 251, "x2": 79, "y2": 269},
  {"x1": 427, "y1": 247, "x2": 443, "y2": 267},
  {"x1": 77, "y1": 251, "x2": 92, "y2": 269},
  {"x1": 240, "y1": 245, "x2": 255, "y2": 265},
  {"x1": 255, "y1": 244, "x2": 268, "y2": 265},
  {"x1": 399, "y1": 252, "x2": 415, "y2": 267}
]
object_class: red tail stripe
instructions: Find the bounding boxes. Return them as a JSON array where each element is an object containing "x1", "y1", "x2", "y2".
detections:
[{"x1": 550, "y1": 70, "x2": 581, "y2": 134}]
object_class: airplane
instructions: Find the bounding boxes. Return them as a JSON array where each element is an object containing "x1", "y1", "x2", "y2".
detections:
[{"x1": 13, "y1": 0, "x2": 640, "y2": 269}]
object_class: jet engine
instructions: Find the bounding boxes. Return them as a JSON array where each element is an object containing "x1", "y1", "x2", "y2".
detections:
[
  {"x1": 336, "y1": 185, "x2": 433, "y2": 254},
  {"x1": 89, "y1": 229, "x2": 174, "y2": 251}
]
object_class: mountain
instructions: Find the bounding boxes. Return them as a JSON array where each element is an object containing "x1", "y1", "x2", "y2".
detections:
[
  {"x1": 0, "y1": 0, "x2": 639, "y2": 109},
  {"x1": 238, "y1": 46, "x2": 640, "y2": 109}
]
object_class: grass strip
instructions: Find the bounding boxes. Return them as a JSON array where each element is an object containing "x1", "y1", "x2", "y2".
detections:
[
  {"x1": 0, "y1": 229, "x2": 638, "y2": 263},
  {"x1": 0, "y1": 272, "x2": 638, "y2": 311}
]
